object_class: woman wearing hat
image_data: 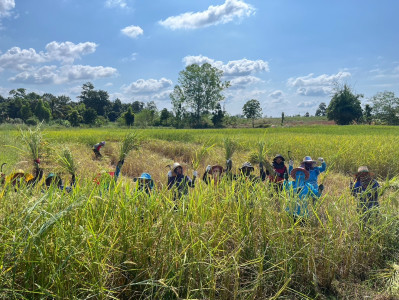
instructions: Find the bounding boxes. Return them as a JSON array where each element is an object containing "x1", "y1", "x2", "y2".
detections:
[
  {"x1": 167, "y1": 162, "x2": 197, "y2": 199},
  {"x1": 133, "y1": 173, "x2": 154, "y2": 194},
  {"x1": 350, "y1": 166, "x2": 380, "y2": 214},
  {"x1": 289, "y1": 156, "x2": 326, "y2": 190},
  {"x1": 93, "y1": 141, "x2": 106, "y2": 159},
  {"x1": 261, "y1": 154, "x2": 288, "y2": 185},
  {"x1": 284, "y1": 167, "x2": 321, "y2": 223},
  {"x1": 202, "y1": 165, "x2": 224, "y2": 185}
]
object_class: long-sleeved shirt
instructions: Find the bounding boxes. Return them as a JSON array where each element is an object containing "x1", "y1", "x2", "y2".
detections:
[
  {"x1": 168, "y1": 174, "x2": 195, "y2": 197},
  {"x1": 351, "y1": 179, "x2": 380, "y2": 212},
  {"x1": 289, "y1": 162, "x2": 326, "y2": 189}
]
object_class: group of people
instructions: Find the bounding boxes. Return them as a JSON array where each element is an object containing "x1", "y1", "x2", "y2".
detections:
[{"x1": 1, "y1": 141, "x2": 381, "y2": 224}]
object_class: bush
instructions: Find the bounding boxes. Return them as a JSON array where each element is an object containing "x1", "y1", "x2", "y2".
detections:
[{"x1": 25, "y1": 117, "x2": 39, "y2": 126}]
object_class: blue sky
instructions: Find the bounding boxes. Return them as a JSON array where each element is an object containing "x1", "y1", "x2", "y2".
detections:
[{"x1": 0, "y1": 0, "x2": 398, "y2": 116}]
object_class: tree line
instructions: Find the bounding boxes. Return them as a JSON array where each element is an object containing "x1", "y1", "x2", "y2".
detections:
[{"x1": 0, "y1": 63, "x2": 398, "y2": 127}]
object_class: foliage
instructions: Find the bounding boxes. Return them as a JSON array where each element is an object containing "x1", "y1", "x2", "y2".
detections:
[
  {"x1": 170, "y1": 63, "x2": 230, "y2": 127},
  {"x1": 57, "y1": 147, "x2": 78, "y2": 175},
  {"x1": 19, "y1": 122, "x2": 44, "y2": 161},
  {"x1": 242, "y1": 99, "x2": 262, "y2": 128},
  {"x1": 315, "y1": 102, "x2": 327, "y2": 117},
  {"x1": 68, "y1": 110, "x2": 82, "y2": 127},
  {"x1": 370, "y1": 91, "x2": 399, "y2": 125},
  {"x1": 83, "y1": 107, "x2": 98, "y2": 125},
  {"x1": 191, "y1": 140, "x2": 214, "y2": 170},
  {"x1": 224, "y1": 137, "x2": 239, "y2": 161},
  {"x1": 123, "y1": 106, "x2": 135, "y2": 126},
  {"x1": 327, "y1": 84, "x2": 363, "y2": 125}
]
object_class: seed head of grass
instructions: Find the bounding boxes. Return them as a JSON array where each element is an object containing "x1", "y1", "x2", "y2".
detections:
[{"x1": 119, "y1": 132, "x2": 141, "y2": 162}]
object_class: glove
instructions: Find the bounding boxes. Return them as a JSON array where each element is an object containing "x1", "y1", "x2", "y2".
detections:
[
  {"x1": 289, "y1": 160, "x2": 294, "y2": 167},
  {"x1": 206, "y1": 165, "x2": 211, "y2": 172},
  {"x1": 34, "y1": 158, "x2": 41, "y2": 164},
  {"x1": 318, "y1": 184, "x2": 324, "y2": 192},
  {"x1": 226, "y1": 159, "x2": 232, "y2": 171},
  {"x1": 349, "y1": 181, "x2": 353, "y2": 190},
  {"x1": 193, "y1": 171, "x2": 198, "y2": 177},
  {"x1": 318, "y1": 157, "x2": 324, "y2": 163},
  {"x1": 167, "y1": 170, "x2": 172, "y2": 177}
]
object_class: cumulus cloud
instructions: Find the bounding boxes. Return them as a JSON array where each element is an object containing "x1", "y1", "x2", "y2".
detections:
[
  {"x1": 229, "y1": 75, "x2": 262, "y2": 89},
  {"x1": 0, "y1": 47, "x2": 46, "y2": 71},
  {"x1": 183, "y1": 55, "x2": 269, "y2": 76},
  {"x1": 9, "y1": 65, "x2": 117, "y2": 84},
  {"x1": 121, "y1": 25, "x2": 143, "y2": 39},
  {"x1": 0, "y1": 0, "x2": 15, "y2": 17},
  {"x1": 45, "y1": 41, "x2": 97, "y2": 63},
  {"x1": 105, "y1": 0, "x2": 127, "y2": 8},
  {"x1": 297, "y1": 101, "x2": 318, "y2": 108},
  {"x1": 0, "y1": 41, "x2": 98, "y2": 71},
  {"x1": 122, "y1": 78, "x2": 173, "y2": 94},
  {"x1": 287, "y1": 71, "x2": 351, "y2": 97},
  {"x1": 269, "y1": 90, "x2": 283, "y2": 99},
  {"x1": 159, "y1": 0, "x2": 255, "y2": 30}
]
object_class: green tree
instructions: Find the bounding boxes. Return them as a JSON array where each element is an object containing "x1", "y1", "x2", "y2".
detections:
[
  {"x1": 34, "y1": 99, "x2": 51, "y2": 122},
  {"x1": 327, "y1": 85, "x2": 363, "y2": 125},
  {"x1": 68, "y1": 110, "x2": 82, "y2": 127},
  {"x1": 123, "y1": 106, "x2": 135, "y2": 126},
  {"x1": 83, "y1": 107, "x2": 98, "y2": 125},
  {"x1": 370, "y1": 91, "x2": 399, "y2": 125},
  {"x1": 243, "y1": 99, "x2": 262, "y2": 128},
  {"x1": 78, "y1": 82, "x2": 111, "y2": 116},
  {"x1": 170, "y1": 63, "x2": 230, "y2": 127},
  {"x1": 363, "y1": 104, "x2": 372, "y2": 125},
  {"x1": 159, "y1": 108, "x2": 173, "y2": 126},
  {"x1": 315, "y1": 102, "x2": 327, "y2": 116},
  {"x1": 212, "y1": 103, "x2": 225, "y2": 128}
]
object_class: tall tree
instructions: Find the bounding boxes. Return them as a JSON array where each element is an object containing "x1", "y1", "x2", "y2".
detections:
[
  {"x1": 364, "y1": 104, "x2": 373, "y2": 125},
  {"x1": 170, "y1": 63, "x2": 230, "y2": 127},
  {"x1": 370, "y1": 91, "x2": 399, "y2": 125},
  {"x1": 242, "y1": 99, "x2": 262, "y2": 128},
  {"x1": 315, "y1": 102, "x2": 327, "y2": 116},
  {"x1": 34, "y1": 99, "x2": 51, "y2": 122},
  {"x1": 78, "y1": 82, "x2": 111, "y2": 116},
  {"x1": 326, "y1": 85, "x2": 363, "y2": 125},
  {"x1": 123, "y1": 107, "x2": 135, "y2": 126}
]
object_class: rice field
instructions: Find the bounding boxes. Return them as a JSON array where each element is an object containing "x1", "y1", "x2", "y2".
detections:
[{"x1": 1, "y1": 125, "x2": 399, "y2": 299}]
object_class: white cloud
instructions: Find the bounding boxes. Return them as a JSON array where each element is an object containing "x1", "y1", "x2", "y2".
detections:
[
  {"x1": 45, "y1": 41, "x2": 97, "y2": 63},
  {"x1": 9, "y1": 65, "x2": 117, "y2": 84},
  {"x1": 287, "y1": 71, "x2": 351, "y2": 97},
  {"x1": 105, "y1": 0, "x2": 127, "y2": 9},
  {"x1": 121, "y1": 25, "x2": 143, "y2": 39},
  {"x1": 122, "y1": 52, "x2": 138, "y2": 62},
  {"x1": 0, "y1": 0, "x2": 15, "y2": 17},
  {"x1": 122, "y1": 78, "x2": 173, "y2": 94},
  {"x1": 269, "y1": 90, "x2": 283, "y2": 99},
  {"x1": 183, "y1": 55, "x2": 269, "y2": 76},
  {"x1": 229, "y1": 75, "x2": 262, "y2": 89},
  {"x1": 159, "y1": 0, "x2": 255, "y2": 30},
  {"x1": 0, "y1": 41, "x2": 98, "y2": 71},
  {"x1": 297, "y1": 101, "x2": 318, "y2": 108},
  {"x1": 0, "y1": 47, "x2": 46, "y2": 71}
]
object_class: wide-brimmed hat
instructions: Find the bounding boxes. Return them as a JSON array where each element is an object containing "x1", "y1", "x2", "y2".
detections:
[
  {"x1": 273, "y1": 154, "x2": 285, "y2": 161},
  {"x1": 172, "y1": 162, "x2": 183, "y2": 173},
  {"x1": 210, "y1": 165, "x2": 224, "y2": 174},
  {"x1": 133, "y1": 173, "x2": 154, "y2": 189},
  {"x1": 355, "y1": 166, "x2": 374, "y2": 178},
  {"x1": 45, "y1": 173, "x2": 62, "y2": 186},
  {"x1": 240, "y1": 162, "x2": 254, "y2": 171},
  {"x1": 100, "y1": 141, "x2": 106, "y2": 146},
  {"x1": 291, "y1": 167, "x2": 310, "y2": 180},
  {"x1": 302, "y1": 156, "x2": 315, "y2": 163}
]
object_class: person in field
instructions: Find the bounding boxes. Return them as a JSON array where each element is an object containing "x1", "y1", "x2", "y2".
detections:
[
  {"x1": 284, "y1": 167, "x2": 321, "y2": 224},
  {"x1": 261, "y1": 154, "x2": 288, "y2": 190},
  {"x1": 202, "y1": 165, "x2": 224, "y2": 185},
  {"x1": 93, "y1": 141, "x2": 106, "y2": 159},
  {"x1": 44, "y1": 173, "x2": 75, "y2": 192},
  {"x1": 167, "y1": 162, "x2": 197, "y2": 199},
  {"x1": 133, "y1": 173, "x2": 154, "y2": 194},
  {"x1": 350, "y1": 166, "x2": 380, "y2": 216},
  {"x1": 289, "y1": 156, "x2": 326, "y2": 194}
]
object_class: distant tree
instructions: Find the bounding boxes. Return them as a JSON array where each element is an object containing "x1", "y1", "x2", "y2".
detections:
[
  {"x1": 123, "y1": 107, "x2": 135, "y2": 126},
  {"x1": 370, "y1": 91, "x2": 399, "y2": 125},
  {"x1": 34, "y1": 99, "x2": 51, "y2": 122},
  {"x1": 243, "y1": 99, "x2": 262, "y2": 128},
  {"x1": 68, "y1": 110, "x2": 82, "y2": 127},
  {"x1": 78, "y1": 82, "x2": 111, "y2": 116},
  {"x1": 83, "y1": 107, "x2": 98, "y2": 125},
  {"x1": 212, "y1": 103, "x2": 225, "y2": 128},
  {"x1": 131, "y1": 101, "x2": 144, "y2": 114},
  {"x1": 364, "y1": 104, "x2": 373, "y2": 125},
  {"x1": 159, "y1": 108, "x2": 173, "y2": 126},
  {"x1": 315, "y1": 102, "x2": 327, "y2": 116},
  {"x1": 281, "y1": 112, "x2": 285, "y2": 126},
  {"x1": 304, "y1": 112, "x2": 310, "y2": 117},
  {"x1": 327, "y1": 85, "x2": 363, "y2": 125},
  {"x1": 170, "y1": 63, "x2": 230, "y2": 127}
]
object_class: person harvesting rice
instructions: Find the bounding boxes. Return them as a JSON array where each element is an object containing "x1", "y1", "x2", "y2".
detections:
[
  {"x1": 167, "y1": 162, "x2": 197, "y2": 199},
  {"x1": 93, "y1": 141, "x2": 105, "y2": 159},
  {"x1": 289, "y1": 156, "x2": 326, "y2": 193}
]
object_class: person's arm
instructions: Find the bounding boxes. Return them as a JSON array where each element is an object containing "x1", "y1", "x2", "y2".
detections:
[
  {"x1": 114, "y1": 160, "x2": 124, "y2": 183},
  {"x1": 288, "y1": 160, "x2": 294, "y2": 175},
  {"x1": 317, "y1": 158, "x2": 326, "y2": 173},
  {"x1": 259, "y1": 163, "x2": 266, "y2": 181},
  {"x1": 202, "y1": 166, "x2": 211, "y2": 184},
  {"x1": 188, "y1": 171, "x2": 197, "y2": 188},
  {"x1": 28, "y1": 160, "x2": 43, "y2": 186},
  {"x1": 167, "y1": 171, "x2": 174, "y2": 189}
]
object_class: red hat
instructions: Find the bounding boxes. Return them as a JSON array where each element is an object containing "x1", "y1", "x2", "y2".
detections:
[{"x1": 290, "y1": 167, "x2": 310, "y2": 180}]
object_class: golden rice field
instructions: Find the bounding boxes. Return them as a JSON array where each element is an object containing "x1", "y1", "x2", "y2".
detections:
[{"x1": 1, "y1": 125, "x2": 399, "y2": 299}]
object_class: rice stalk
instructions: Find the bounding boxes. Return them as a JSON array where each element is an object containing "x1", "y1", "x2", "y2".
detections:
[
  {"x1": 192, "y1": 140, "x2": 215, "y2": 170},
  {"x1": 119, "y1": 132, "x2": 141, "y2": 162},
  {"x1": 19, "y1": 123, "x2": 44, "y2": 161},
  {"x1": 57, "y1": 147, "x2": 78, "y2": 176},
  {"x1": 224, "y1": 137, "x2": 238, "y2": 161}
]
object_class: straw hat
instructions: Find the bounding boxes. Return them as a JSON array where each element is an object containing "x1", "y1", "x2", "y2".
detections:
[
  {"x1": 302, "y1": 156, "x2": 315, "y2": 163},
  {"x1": 273, "y1": 154, "x2": 285, "y2": 161},
  {"x1": 240, "y1": 162, "x2": 254, "y2": 171},
  {"x1": 290, "y1": 167, "x2": 310, "y2": 180},
  {"x1": 355, "y1": 166, "x2": 374, "y2": 178},
  {"x1": 210, "y1": 165, "x2": 224, "y2": 174}
]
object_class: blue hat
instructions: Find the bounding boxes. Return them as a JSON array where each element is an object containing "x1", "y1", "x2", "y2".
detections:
[{"x1": 134, "y1": 173, "x2": 154, "y2": 189}]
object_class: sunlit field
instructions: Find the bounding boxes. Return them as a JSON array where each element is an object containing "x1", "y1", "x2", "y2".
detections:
[{"x1": 1, "y1": 125, "x2": 399, "y2": 299}]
